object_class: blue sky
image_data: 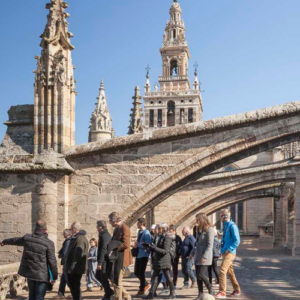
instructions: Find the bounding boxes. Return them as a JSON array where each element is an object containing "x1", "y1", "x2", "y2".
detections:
[{"x1": 0, "y1": 0, "x2": 299, "y2": 146}]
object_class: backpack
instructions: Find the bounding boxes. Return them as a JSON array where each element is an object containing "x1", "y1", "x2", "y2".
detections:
[{"x1": 169, "y1": 240, "x2": 176, "y2": 262}]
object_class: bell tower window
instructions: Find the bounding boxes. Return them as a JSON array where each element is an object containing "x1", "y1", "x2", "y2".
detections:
[
  {"x1": 188, "y1": 108, "x2": 193, "y2": 123},
  {"x1": 173, "y1": 29, "x2": 176, "y2": 39},
  {"x1": 158, "y1": 109, "x2": 162, "y2": 127},
  {"x1": 170, "y1": 60, "x2": 178, "y2": 77},
  {"x1": 150, "y1": 110, "x2": 154, "y2": 127},
  {"x1": 167, "y1": 101, "x2": 175, "y2": 127}
]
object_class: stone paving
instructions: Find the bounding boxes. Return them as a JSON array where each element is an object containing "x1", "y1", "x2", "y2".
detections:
[{"x1": 7, "y1": 237, "x2": 300, "y2": 300}]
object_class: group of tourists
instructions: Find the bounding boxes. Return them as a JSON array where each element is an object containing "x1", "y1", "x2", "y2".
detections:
[{"x1": 0, "y1": 209, "x2": 241, "y2": 300}]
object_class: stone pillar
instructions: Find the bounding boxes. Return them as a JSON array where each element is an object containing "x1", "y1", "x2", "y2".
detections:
[
  {"x1": 293, "y1": 176, "x2": 300, "y2": 256},
  {"x1": 32, "y1": 174, "x2": 59, "y2": 249},
  {"x1": 273, "y1": 196, "x2": 283, "y2": 247}
]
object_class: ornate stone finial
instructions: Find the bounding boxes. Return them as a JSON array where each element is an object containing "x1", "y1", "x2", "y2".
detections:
[
  {"x1": 128, "y1": 86, "x2": 143, "y2": 135},
  {"x1": 174, "y1": 0, "x2": 178, "y2": 2},
  {"x1": 89, "y1": 79, "x2": 113, "y2": 142},
  {"x1": 34, "y1": 0, "x2": 76, "y2": 154}
]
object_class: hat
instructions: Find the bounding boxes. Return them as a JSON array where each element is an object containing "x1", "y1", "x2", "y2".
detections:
[{"x1": 151, "y1": 224, "x2": 156, "y2": 230}]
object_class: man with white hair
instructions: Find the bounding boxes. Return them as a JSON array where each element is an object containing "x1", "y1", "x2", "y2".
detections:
[
  {"x1": 65, "y1": 222, "x2": 89, "y2": 300},
  {"x1": 181, "y1": 226, "x2": 196, "y2": 289}
]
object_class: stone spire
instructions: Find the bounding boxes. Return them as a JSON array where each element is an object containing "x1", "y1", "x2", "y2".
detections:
[
  {"x1": 128, "y1": 86, "x2": 143, "y2": 135},
  {"x1": 89, "y1": 79, "x2": 113, "y2": 142},
  {"x1": 34, "y1": 0, "x2": 76, "y2": 154},
  {"x1": 144, "y1": 65, "x2": 151, "y2": 93}
]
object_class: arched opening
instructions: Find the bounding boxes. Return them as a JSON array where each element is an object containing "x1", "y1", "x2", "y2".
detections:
[
  {"x1": 167, "y1": 100, "x2": 175, "y2": 126},
  {"x1": 170, "y1": 60, "x2": 178, "y2": 76},
  {"x1": 173, "y1": 29, "x2": 176, "y2": 39}
]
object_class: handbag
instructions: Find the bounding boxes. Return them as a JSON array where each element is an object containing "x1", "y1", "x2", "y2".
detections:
[{"x1": 131, "y1": 230, "x2": 145, "y2": 257}]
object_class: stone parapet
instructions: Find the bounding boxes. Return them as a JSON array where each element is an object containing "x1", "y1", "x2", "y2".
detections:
[
  {"x1": 65, "y1": 100, "x2": 300, "y2": 158},
  {"x1": 0, "y1": 263, "x2": 27, "y2": 300}
]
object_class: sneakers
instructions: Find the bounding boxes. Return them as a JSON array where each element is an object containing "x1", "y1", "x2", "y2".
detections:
[
  {"x1": 159, "y1": 289, "x2": 169, "y2": 295},
  {"x1": 190, "y1": 281, "x2": 196, "y2": 288},
  {"x1": 230, "y1": 291, "x2": 241, "y2": 297},
  {"x1": 180, "y1": 285, "x2": 189, "y2": 290},
  {"x1": 86, "y1": 287, "x2": 93, "y2": 292},
  {"x1": 144, "y1": 284, "x2": 151, "y2": 293},
  {"x1": 214, "y1": 292, "x2": 226, "y2": 298}
]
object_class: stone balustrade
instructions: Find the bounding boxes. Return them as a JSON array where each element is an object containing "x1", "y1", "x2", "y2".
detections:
[{"x1": 0, "y1": 263, "x2": 27, "y2": 300}]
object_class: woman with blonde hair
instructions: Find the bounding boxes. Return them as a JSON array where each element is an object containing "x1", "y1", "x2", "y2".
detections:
[{"x1": 193, "y1": 213, "x2": 214, "y2": 299}]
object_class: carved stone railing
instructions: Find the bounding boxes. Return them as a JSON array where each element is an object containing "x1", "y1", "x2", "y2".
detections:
[
  {"x1": 0, "y1": 263, "x2": 27, "y2": 300},
  {"x1": 144, "y1": 89, "x2": 200, "y2": 98}
]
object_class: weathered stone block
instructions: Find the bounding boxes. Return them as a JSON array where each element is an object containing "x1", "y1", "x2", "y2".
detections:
[
  {"x1": 101, "y1": 185, "x2": 129, "y2": 195},
  {"x1": 89, "y1": 194, "x2": 115, "y2": 204},
  {"x1": 72, "y1": 184, "x2": 99, "y2": 195},
  {"x1": 92, "y1": 174, "x2": 121, "y2": 185},
  {"x1": 71, "y1": 175, "x2": 91, "y2": 185}
]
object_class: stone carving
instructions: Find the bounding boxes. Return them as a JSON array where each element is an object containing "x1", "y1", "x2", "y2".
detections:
[
  {"x1": 89, "y1": 79, "x2": 113, "y2": 142},
  {"x1": 128, "y1": 86, "x2": 144, "y2": 135},
  {"x1": 0, "y1": 263, "x2": 27, "y2": 300},
  {"x1": 34, "y1": 0, "x2": 76, "y2": 154}
]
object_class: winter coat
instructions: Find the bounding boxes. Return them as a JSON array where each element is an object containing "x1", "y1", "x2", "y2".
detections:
[
  {"x1": 58, "y1": 237, "x2": 72, "y2": 265},
  {"x1": 194, "y1": 227, "x2": 214, "y2": 266},
  {"x1": 97, "y1": 229, "x2": 111, "y2": 268},
  {"x1": 150, "y1": 233, "x2": 174, "y2": 270},
  {"x1": 3, "y1": 231, "x2": 58, "y2": 282},
  {"x1": 174, "y1": 234, "x2": 182, "y2": 258},
  {"x1": 86, "y1": 247, "x2": 99, "y2": 285},
  {"x1": 181, "y1": 234, "x2": 196, "y2": 259},
  {"x1": 65, "y1": 230, "x2": 89, "y2": 275},
  {"x1": 112, "y1": 222, "x2": 133, "y2": 268}
]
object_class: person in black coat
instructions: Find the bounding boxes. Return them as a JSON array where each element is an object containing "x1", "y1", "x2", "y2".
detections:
[
  {"x1": 58, "y1": 229, "x2": 72, "y2": 296},
  {"x1": 96, "y1": 220, "x2": 114, "y2": 300},
  {"x1": 65, "y1": 222, "x2": 89, "y2": 300},
  {"x1": 0, "y1": 220, "x2": 58, "y2": 300},
  {"x1": 144, "y1": 223, "x2": 176, "y2": 300},
  {"x1": 169, "y1": 225, "x2": 182, "y2": 289}
]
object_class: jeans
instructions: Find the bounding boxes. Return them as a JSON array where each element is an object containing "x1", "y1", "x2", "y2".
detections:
[
  {"x1": 134, "y1": 257, "x2": 149, "y2": 291},
  {"x1": 219, "y1": 253, "x2": 241, "y2": 294},
  {"x1": 67, "y1": 274, "x2": 83, "y2": 300},
  {"x1": 182, "y1": 258, "x2": 196, "y2": 286},
  {"x1": 58, "y1": 272, "x2": 68, "y2": 296},
  {"x1": 196, "y1": 266, "x2": 211, "y2": 294},
  {"x1": 208, "y1": 257, "x2": 219, "y2": 284},
  {"x1": 27, "y1": 279, "x2": 47, "y2": 300}
]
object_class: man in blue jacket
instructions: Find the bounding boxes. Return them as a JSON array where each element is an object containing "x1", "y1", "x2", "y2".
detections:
[
  {"x1": 133, "y1": 218, "x2": 152, "y2": 296},
  {"x1": 181, "y1": 226, "x2": 196, "y2": 289},
  {"x1": 215, "y1": 209, "x2": 241, "y2": 299}
]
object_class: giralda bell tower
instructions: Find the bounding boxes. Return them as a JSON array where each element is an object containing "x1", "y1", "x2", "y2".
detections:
[{"x1": 143, "y1": 0, "x2": 203, "y2": 131}]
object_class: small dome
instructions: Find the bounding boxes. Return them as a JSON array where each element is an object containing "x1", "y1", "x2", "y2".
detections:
[{"x1": 170, "y1": 2, "x2": 182, "y2": 13}]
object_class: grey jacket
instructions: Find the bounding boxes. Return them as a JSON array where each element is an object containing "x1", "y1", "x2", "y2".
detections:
[{"x1": 194, "y1": 227, "x2": 214, "y2": 266}]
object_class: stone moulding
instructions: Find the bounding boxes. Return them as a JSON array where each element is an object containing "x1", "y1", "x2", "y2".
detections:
[
  {"x1": 0, "y1": 151, "x2": 74, "y2": 173},
  {"x1": 0, "y1": 263, "x2": 27, "y2": 300},
  {"x1": 65, "y1": 100, "x2": 300, "y2": 157},
  {"x1": 0, "y1": 162, "x2": 74, "y2": 173}
]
